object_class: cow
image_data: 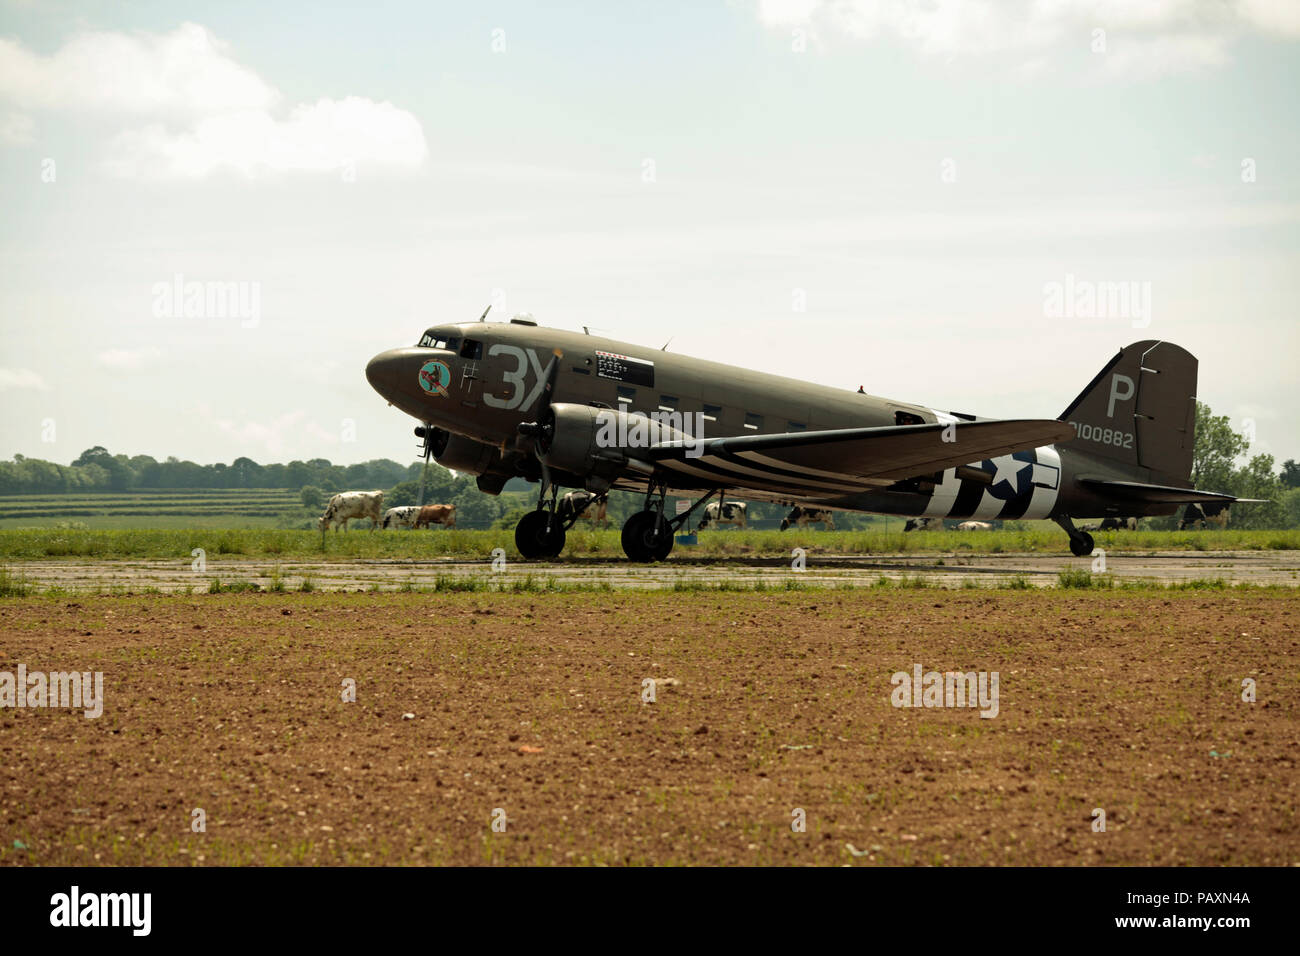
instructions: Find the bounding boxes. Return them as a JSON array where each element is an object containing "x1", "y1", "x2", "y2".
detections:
[
  {"x1": 556, "y1": 491, "x2": 610, "y2": 528},
  {"x1": 956, "y1": 520, "x2": 993, "y2": 531},
  {"x1": 319, "y1": 490, "x2": 384, "y2": 532},
  {"x1": 382, "y1": 506, "x2": 421, "y2": 530},
  {"x1": 1082, "y1": 516, "x2": 1139, "y2": 532},
  {"x1": 780, "y1": 506, "x2": 836, "y2": 531},
  {"x1": 415, "y1": 504, "x2": 457, "y2": 529},
  {"x1": 904, "y1": 517, "x2": 944, "y2": 532},
  {"x1": 698, "y1": 501, "x2": 747, "y2": 530},
  {"x1": 1180, "y1": 502, "x2": 1230, "y2": 530}
]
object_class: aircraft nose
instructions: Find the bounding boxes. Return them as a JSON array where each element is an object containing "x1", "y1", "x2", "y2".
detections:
[
  {"x1": 366, "y1": 348, "x2": 426, "y2": 403},
  {"x1": 366, "y1": 348, "x2": 410, "y2": 399}
]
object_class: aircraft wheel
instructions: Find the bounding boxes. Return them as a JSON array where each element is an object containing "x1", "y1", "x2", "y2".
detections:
[
  {"x1": 516, "y1": 509, "x2": 565, "y2": 560},
  {"x1": 1069, "y1": 532, "x2": 1095, "y2": 557},
  {"x1": 622, "y1": 510, "x2": 673, "y2": 562}
]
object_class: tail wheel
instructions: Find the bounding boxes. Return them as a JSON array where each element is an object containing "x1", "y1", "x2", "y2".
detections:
[
  {"x1": 1069, "y1": 531, "x2": 1095, "y2": 557},
  {"x1": 621, "y1": 510, "x2": 674, "y2": 562},
  {"x1": 515, "y1": 509, "x2": 566, "y2": 560}
]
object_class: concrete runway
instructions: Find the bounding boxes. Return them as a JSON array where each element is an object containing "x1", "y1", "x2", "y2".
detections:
[{"x1": 11, "y1": 549, "x2": 1300, "y2": 592}]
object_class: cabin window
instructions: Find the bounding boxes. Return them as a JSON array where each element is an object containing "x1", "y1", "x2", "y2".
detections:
[
  {"x1": 459, "y1": 338, "x2": 483, "y2": 360},
  {"x1": 616, "y1": 386, "x2": 636, "y2": 405},
  {"x1": 658, "y1": 395, "x2": 678, "y2": 412},
  {"x1": 743, "y1": 412, "x2": 763, "y2": 431},
  {"x1": 418, "y1": 331, "x2": 459, "y2": 351},
  {"x1": 702, "y1": 403, "x2": 722, "y2": 422},
  {"x1": 788, "y1": 421, "x2": 806, "y2": 431}
]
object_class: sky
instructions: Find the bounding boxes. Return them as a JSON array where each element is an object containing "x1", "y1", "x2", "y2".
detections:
[{"x1": 2, "y1": 0, "x2": 1298, "y2": 470}]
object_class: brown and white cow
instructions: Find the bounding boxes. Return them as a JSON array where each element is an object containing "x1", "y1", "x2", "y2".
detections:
[
  {"x1": 698, "y1": 501, "x2": 747, "y2": 530},
  {"x1": 557, "y1": 491, "x2": 609, "y2": 528},
  {"x1": 415, "y1": 503, "x2": 457, "y2": 529},
  {"x1": 319, "y1": 490, "x2": 385, "y2": 532},
  {"x1": 780, "y1": 506, "x2": 836, "y2": 531}
]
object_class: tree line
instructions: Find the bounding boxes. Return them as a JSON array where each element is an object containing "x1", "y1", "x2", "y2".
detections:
[
  {"x1": 0, "y1": 447, "x2": 412, "y2": 496},
  {"x1": 3, "y1": 401, "x2": 1298, "y2": 529}
]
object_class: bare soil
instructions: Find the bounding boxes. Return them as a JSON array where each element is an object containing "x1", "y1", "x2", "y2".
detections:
[{"x1": 1, "y1": 590, "x2": 1296, "y2": 865}]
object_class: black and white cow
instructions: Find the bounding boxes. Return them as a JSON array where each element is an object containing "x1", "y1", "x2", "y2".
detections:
[
  {"x1": 319, "y1": 490, "x2": 385, "y2": 532},
  {"x1": 780, "y1": 507, "x2": 836, "y2": 530},
  {"x1": 1180, "y1": 502, "x2": 1230, "y2": 530},
  {"x1": 382, "y1": 506, "x2": 421, "y2": 530},
  {"x1": 698, "y1": 501, "x2": 747, "y2": 530},
  {"x1": 904, "y1": 517, "x2": 944, "y2": 532},
  {"x1": 556, "y1": 491, "x2": 609, "y2": 528},
  {"x1": 1082, "y1": 516, "x2": 1139, "y2": 532}
]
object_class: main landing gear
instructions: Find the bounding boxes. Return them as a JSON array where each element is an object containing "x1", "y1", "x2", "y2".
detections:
[
  {"x1": 620, "y1": 484, "x2": 721, "y2": 563},
  {"x1": 514, "y1": 467, "x2": 565, "y2": 560},
  {"x1": 1053, "y1": 515, "x2": 1095, "y2": 558},
  {"x1": 513, "y1": 473, "x2": 724, "y2": 563}
]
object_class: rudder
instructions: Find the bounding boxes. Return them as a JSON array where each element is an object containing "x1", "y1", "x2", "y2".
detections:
[{"x1": 1059, "y1": 341, "x2": 1197, "y2": 485}]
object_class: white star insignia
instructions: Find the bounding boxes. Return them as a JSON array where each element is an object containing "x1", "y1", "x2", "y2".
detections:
[{"x1": 990, "y1": 456, "x2": 1029, "y2": 492}]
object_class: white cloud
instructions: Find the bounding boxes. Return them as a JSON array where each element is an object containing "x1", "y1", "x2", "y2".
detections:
[
  {"x1": 753, "y1": 0, "x2": 1299, "y2": 76},
  {"x1": 1237, "y1": 0, "x2": 1300, "y2": 36},
  {"x1": 0, "y1": 23, "x2": 277, "y2": 116},
  {"x1": 97, "y1": 347, "x2": 162, "y2": 369},
  {"x1": 0, "y1": 23, "x2": 426, "y2": 179},
  {"x1": 0, "y1": 368, "x2": 48, "y2": 390},
  {"x1": 105, "y1": 97, "x2": 427, "y2": 179}
]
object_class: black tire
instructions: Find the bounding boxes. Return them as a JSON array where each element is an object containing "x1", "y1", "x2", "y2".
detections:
[
  {"x1": 622, "y1": 510, "x2": 673, "y2": 562},
  {"x1": 1069, "y1": 532, "x2": 1095, "y2": 557},
  {"x1": 515, "y1": 509, "x2": 565, "y2": 560}
]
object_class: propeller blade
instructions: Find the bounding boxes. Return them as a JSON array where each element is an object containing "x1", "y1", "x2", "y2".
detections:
[{"x1": 517, "y1": 349, "x2": 563, "y2": 453}]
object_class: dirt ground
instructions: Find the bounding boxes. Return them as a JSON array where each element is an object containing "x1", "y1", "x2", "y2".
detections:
[{"x1": 1, "y1": 590, "x2": 1296, "y2": 865}]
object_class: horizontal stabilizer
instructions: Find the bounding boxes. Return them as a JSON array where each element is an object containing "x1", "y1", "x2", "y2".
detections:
[{"x1": 1079, "y1": 477, "x2": 1267, "y2": 505}]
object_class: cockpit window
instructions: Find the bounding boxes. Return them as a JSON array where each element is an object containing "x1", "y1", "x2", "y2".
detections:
[
  {"x1": 417, "y1": 330, "x2": 460, "y2": 352},
  {"x1": 460, "y1": 338, "x2": 483, "y2": 360}
]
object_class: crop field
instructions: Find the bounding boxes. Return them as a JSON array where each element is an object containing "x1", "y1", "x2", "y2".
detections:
[
  {"x1": 0, "y1": 588, "x2": 1295, "y2": 866},
  {"x1": 0, "y1": 491, "x2": 302, "y2": 530},
  {"x1": 2, "y1": 527, "x2": 1298, "y2": 562}
]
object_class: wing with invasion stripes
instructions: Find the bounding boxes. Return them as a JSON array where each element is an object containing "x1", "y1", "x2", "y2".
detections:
[{"x1": 643, "y1": 420, "x2": 1077, "y2": 498}]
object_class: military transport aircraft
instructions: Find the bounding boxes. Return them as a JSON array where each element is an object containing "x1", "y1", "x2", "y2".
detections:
[{"x1": 365, "y1": 314, "x2": 1250, "y2": 561}]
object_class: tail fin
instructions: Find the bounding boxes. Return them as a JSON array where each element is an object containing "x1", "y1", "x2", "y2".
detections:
[{"x1": 1059, "y1": 340, "x2": 1197, "y2": 485}]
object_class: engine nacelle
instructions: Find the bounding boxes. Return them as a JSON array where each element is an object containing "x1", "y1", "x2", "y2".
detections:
[
  {"x1": 429, "y1": 429, "x2": 502, "y2": 477},
  {"x1": 533, "y1": 403, "x2": 694, "y2": 489}
]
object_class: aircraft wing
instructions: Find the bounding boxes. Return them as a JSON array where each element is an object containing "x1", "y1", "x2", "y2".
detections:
[{"x1": 644, "y1": 419, "x2": 1076, "y2": 497}]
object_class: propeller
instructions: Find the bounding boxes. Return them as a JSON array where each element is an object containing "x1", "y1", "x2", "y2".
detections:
[{"x1": 516, "y1": 348, "x2": 564, "y2": 455}]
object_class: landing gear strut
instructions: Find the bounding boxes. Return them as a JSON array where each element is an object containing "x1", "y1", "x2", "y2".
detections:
[
  {"x1": 1053, "y1": 515, "x2": 1095, "y2": 558},
  {"x1": 515, "y1": 464, "x2": 565, "y2": 560},
  {"x1": 621, "y1": 479, "x2": 673, "y2": 562}
]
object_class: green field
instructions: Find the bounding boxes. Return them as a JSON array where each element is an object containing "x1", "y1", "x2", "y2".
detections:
[{"x1": 1, "y1": 526, "x2": 1297, "y2": 561}]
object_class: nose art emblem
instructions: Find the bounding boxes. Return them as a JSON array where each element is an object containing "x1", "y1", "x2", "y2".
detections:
[{"x1": 418, "y1": 360, "x2": 451, "y2": 397}]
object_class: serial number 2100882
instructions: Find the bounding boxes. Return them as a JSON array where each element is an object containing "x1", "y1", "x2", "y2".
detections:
[{"x1": 1068, "y1": 421, "x2": 1134, "y2": 449}]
